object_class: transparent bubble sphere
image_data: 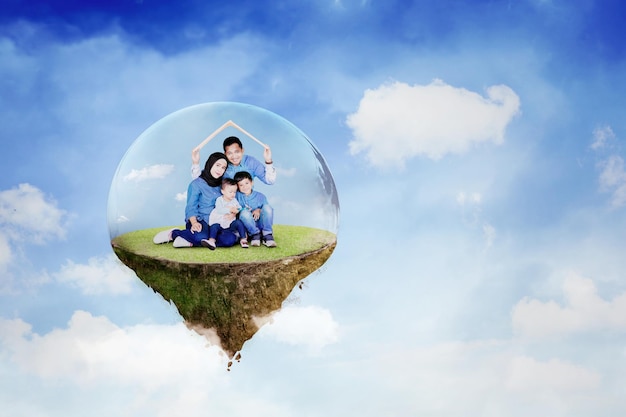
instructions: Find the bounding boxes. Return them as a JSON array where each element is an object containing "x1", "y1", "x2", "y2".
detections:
[{"x1": 107, "y1": 102, "x2": 339, "y2": 240}]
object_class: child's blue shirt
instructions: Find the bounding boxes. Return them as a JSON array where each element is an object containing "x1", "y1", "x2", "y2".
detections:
[{"x1": 236, "y1": 189, "x2": 268, "y2": 211}]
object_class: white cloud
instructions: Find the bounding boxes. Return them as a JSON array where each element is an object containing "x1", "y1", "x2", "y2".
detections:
[
  {"x1": 53, "y1": 254, "x2": 137, "y2": 295},
  {"x1": 369, "y1": 340, "x2": 604, "y2": 417},
  {"x1": 506, "y1": 355, "x2": 601, "y2": 393},
  {"x1": 512, "y1": 272, "x2": 626, "y2": 338},
  {"x1": 590, "y1": 125, "x2": 615, "y2": 150},
  {"x1": 346, "y1": 79, "x2": 520, "y2": 166},
  {"x1": 0, "y1": 234, "x2": 12, "y2": 271},
  {"x1": 598, "y1": 155, "x2": 626, "y2": 207},
  {"x1": 0, "y1": 183, "x2": 68, "y2": 293},
  {"x1": 483, "y1": 222, "x2": 496, "y2": 248},
  {"x1": 175, "y1": 191, "x2": 187, "y2": 201},
  {"x1": 255, "y1": 305, "x2": 339, "y2": 353},
  {"x1": 0, "y1": 183, "x2": 68, "y2": 244},
  {"x1": 590, "y1": 126, "x2": 626, "y2": 207},
  {"x1": 0, "y1": 311, "x2": 300, "y2": 417},
  {"x1": 456, "y1": 191, "x2": 482, "y2": 206},
  {"x1": 0, "y1": 311, "x2": 226, "y2": 385},
  {"x1": 122, "y1": 164, "x2": 175, "y2": 182}
]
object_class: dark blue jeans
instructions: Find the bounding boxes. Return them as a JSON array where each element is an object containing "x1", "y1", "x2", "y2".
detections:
[
  {"x1": 209, "y1": 219, "x2": 246, "y2": 243},
  {"x1": 172, "y1": 219, "x2": 238, "y2": 247}
]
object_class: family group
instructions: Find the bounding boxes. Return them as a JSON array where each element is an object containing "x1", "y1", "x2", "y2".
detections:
[{"x1": 152, "y1": 136, "x2": 277, "y2": 250}]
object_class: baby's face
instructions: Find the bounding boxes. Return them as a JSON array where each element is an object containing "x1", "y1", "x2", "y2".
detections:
[
  {"x1": 237, "y1": 178, "x2": 253, "y2": 195},
  {"x1": 221, "y1": 184, "x2": 237, "y2": 201}
]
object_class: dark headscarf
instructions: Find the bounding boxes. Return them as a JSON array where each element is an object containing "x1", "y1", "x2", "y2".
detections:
[{"x1": 200, "y1": 152, "x2": 228, "y2": 187}]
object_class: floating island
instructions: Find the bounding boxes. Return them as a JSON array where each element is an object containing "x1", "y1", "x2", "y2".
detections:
[{"x1": 111, "y1": 224, "x2": 337, "y2": 360}]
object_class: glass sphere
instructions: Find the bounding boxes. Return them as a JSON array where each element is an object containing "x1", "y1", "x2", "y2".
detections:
[{"x1": 107, "y1": 102, "x2": 339, "y2": 239}]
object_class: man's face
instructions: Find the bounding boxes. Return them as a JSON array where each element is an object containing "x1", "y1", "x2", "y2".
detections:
[{"x1": 224, "y1": 143, "x2": 243, "y2": 166}]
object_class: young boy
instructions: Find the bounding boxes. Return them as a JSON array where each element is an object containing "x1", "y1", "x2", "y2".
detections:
[
  {"x1": 201, "y1": 178, "x2": 248, "y2": 250},
  {"x1": 233, "y1": 171, "x2": 276, "y2": 247}
]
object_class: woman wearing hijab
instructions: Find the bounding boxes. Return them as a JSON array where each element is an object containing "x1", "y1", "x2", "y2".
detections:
[{"x1": 153, "y1": 152, "x2": 238, "y2": 248}]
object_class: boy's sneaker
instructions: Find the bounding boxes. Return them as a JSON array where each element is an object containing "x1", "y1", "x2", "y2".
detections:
[
  {"x1": 263, "y1": 234, "x2": 277, "y2": 248},
  {"x1": 240, "y1": 239, "x2": 249, "y2": 249},
  {"x1": 173, "y1": 236, "x2": 193, "y2": 248},
  {"x1": 153, "y1": 228, "x2": 174, "y2": 244},
  {"x1": 250, "y1": 234, "x2": 261, "y2": 247},
  {"x1": 200, "y1": 239, "x2": 216, "y2": 250}
]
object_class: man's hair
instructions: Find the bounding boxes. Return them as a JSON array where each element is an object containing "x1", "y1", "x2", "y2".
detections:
[
  {"x1": 223, "y1": 136, "x2": 243, "y2": 151},
  {"x1": 221, "y1": 177, "x2": 238, "y2": 189},
  {"x1": 233, "y1": 171, "x2": 253, "y2": 183}
]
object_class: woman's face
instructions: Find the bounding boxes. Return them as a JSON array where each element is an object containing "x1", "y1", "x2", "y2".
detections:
[{"x1": 210, "y1": 158, "x2": 228, "y2": 178}]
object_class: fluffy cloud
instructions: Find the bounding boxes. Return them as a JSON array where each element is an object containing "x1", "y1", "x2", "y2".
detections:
[
  {"x1": 0, "y1": 310, "x2": 226, "y2": 385},
  {"x1": 346, "y1": 79, "x2": 520, "y2": 166},
  {"x1": 0, "y1": 183, "x2": 68, "y2": 244},
  {"x1": 505, "y1": 355, "x2": 601, "y2": 393},
  {"x1": 590, "y1": 125, "x2": 615, "y2": 150},
  {"x1": 122, "y1": 164, "x2": 175, "y2": 182},
  {"x1": 370, "y1": 340, "x2": 604, "y2": 417},
  {"x1": 0, "y1": 234, "x2": 12, "y2": 271},
  {"x1": 255, "y1": 305, "x2": 339, "y2": 353},
  {"x1": 591, "y1": 125, "x2": 626, "y2": 207},
  {"x1": 53, "y1": 254, "x2": 137, "y2": 295},
  {"x1": 0, "y1": 311, "x2": 299, "y2": 417},
  {"x1": 512, "y1": 272, "x2": 626, "y2": 338},
  {"x1": 598, "y1": 155, "x2": 626, "y2": 208},
  {"x1": 0, "y1": 183, "x2": 68, "y2": 291}
]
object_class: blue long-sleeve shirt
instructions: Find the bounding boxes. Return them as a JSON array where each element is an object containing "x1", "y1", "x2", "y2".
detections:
[{"x1": 184, "y1": 178, "x2": 221, "y2": 224}]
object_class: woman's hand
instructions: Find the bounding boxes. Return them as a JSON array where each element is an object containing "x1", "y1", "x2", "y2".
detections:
[{"x1": 190, "y1": 217, "x2": 202, "y2": 233}]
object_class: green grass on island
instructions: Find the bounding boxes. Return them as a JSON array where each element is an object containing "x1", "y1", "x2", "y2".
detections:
[{"x1": 111, "y1": 224, "x2": 337, "y2": 264}]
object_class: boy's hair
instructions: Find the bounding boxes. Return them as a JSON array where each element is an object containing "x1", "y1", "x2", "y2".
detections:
[
  {"x1": 233, "y1": 171, "x2": 253, "y2": 183},
  {"x1": 221, "y1": 177, "x2": 238, "y2": 189},
  {"x1": 223, "y1": 136, "x2": 243, "y2": 151}
]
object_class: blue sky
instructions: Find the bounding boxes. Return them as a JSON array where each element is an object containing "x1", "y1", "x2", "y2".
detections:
[{"x1": 2, "y1": 0, "x2": 626, "y2": 416}]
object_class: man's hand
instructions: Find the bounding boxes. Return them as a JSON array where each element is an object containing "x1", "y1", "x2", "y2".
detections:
[{"x1": 263, "y1": 145, "x2": 272, "y2": 164}]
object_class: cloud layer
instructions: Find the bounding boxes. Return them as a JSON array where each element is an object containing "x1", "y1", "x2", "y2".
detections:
[{"x1": 512, "y1": 272, "x2": 626, "y2": 338}]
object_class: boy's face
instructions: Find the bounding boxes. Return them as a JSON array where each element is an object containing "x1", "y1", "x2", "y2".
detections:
[
  {"x1": 221, "y1": 184, "x2": 237, "y2": 201},
  {"x1": 224, "y1": 143, "x2": 244, "y2": 166},
  {"x1": 237, "y1": 178, "x2": 253, "y2": 195}
]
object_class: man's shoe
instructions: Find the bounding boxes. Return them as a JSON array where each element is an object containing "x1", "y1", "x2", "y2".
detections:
[{"x1": 263, "y1": 234, "x2": 277, "y2": 248}]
